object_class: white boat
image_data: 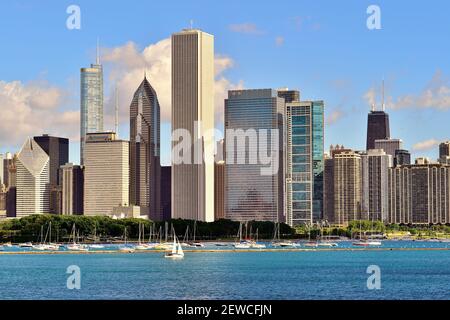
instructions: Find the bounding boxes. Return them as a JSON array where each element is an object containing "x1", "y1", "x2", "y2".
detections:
[
  {"x1": 164, "y1": 235, "x2": 184, "y2": 259},
  {"x1": 135, "y1": 223, "x2": 151, "y2": 250},
  {"x1": 367, "y1": 241, "x2": 382, "y2": 246},
  {"x1": 317, "y1": 241, "x2": 338, "y2": 247},
  {"x1": 249, "y1": 229, "x2": 266, "y2": 248},
  {"x1": 88, "y1": 244, "x2": 105, "y2": 249},
  {"x1": 19, "y1": 242, "x2": 33, "y2": 248},
  {"x1": 279, "y1": 241, "x2": 295, "y2": 248},
  {"x1": 66, "y1": 224, "x2": 89, "y2": 252},
  {"x1": 2, "y1": 242, "x2": 13, "y2": 247},
  {"x1": 233, "y1": 223, "x2": 251, "y2": 248},
  {"x1": 119, "y1": 227, "x2": 135, "y2": 253}
]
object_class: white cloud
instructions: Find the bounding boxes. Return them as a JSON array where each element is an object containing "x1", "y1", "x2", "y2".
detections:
[
  {"x1": 326, "y1": 109, "x2": 345, "y2": 125},
  {"x1": 412, "y1": 139, "x2": 440, "y2": 152},
  {"x1": 102, "y1": 37, "x2": 243, "y2": 128},
  {"x1": 0, "y1": 80, "x2": 78, "y2": 149},
  {"x1": 364, "y1": 71, "x2": 450, "y2": 111},
  {"x1": 229, "y1": 23, "x2": 264, "y2": 35}
]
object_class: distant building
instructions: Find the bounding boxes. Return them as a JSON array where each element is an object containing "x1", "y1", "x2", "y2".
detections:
[
  {"x1": 225, "y1": 89, "x2": 285, "y2": 223},
  {"x1": 33, "y1": 134, "x2": 69, "y2": 186},
  {"x1": 388, "y1": 163, "x2": 450, "y2": 224},
  {"x1": 16, "y1": 138, "x2": 50, "y2": 217},
  {"x1": 214, "y1": 161, "x2": 225, "y2": 220},
  {"x1": 374, "y1": 138, "x2": 402, "y2": 159},
  {"x1": 3, "y1": 153, "x2": 16, "y2": 189},
  {"x1": 61, "y1": 163, "x2": 84, "y2": 215},
  {"x1": 438, "y1": 141, "x2": 450, "y2": 164},
  {"x1": 129, "y1": 76, "x2": 161, "y2": 221},
  {"x1": 6, "y1": 187, "x2": 16, "y2": 217},
  {"x1": 171, "y1": 29, "x2": 215, "y2": 222},
  {"x1": 277, "y1": 88, "x2": 300, "y2": 103},
  {"x1": 285, "y1": 100, "x2": 324, "y2": 226},
  {"x1": 324, "y1": 151, "x2": 362, "y2": 226},
  {"x1": 361, "y1": 149, "x2": 392, "y2": 222},
  {"x1": 215, "y1": 139, "x2": 225, "y2": 163},
  {"x1": 366, "y1": 110, "x2": 390, "y2": 150},
  {"x1": 160, "y1": 166, "x2": 171, "y2": 221},
  {"x1": 84, "y1": 132, "x2": 129, "y2": 216},
  {"x1": 394, "y1": 149, "x2": 411, "y2": 167},
  {"x1": 0, "y1": 154, "x2": 3, "y2": 187},
  {"x1": 80, "y1": 54, "x2": 104, "y2": 165},
  {"x1": 0, "y1": 185, "x2": 6, "y2": 211}
]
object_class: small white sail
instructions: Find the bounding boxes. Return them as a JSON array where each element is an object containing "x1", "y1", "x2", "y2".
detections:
[
  {"x1": 171, "y1": 237, "x2": 177, "y2": 254},
  {"x1": 177, "y1": 242, "x2": 184, "y2": 256}
]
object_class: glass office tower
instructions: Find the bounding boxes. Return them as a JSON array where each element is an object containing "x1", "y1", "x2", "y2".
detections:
[
  {"x1": 286, "y1": 100, "x2": 324, "y2": 226},
  {"x1": 225, "y1": 89, "x2": 285, "y2": 223},
  {"x1": 80, "y1": 62, "x2": 103, "y2": 165}
]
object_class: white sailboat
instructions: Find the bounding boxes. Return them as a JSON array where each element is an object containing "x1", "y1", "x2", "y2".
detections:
[
  {"x1": 249, "y1": 228, "x2": 266, "y2": 249},
  {"x1": 119, "y1": 227, "x2": 135, "y2": 253},
  {"x1": 67, "y1": 224, "x2": 89, "y2": 251},
  {"x1": 135, "y1": 223, "x2": 151, "y2": 250},
  {"x1": 89, "y1": 226, "x2": 105, "y2": 249},
  {"x1": 164, "y1": 235, "x2": 184, "y2": 259},
  {"x1": 234, "y1": 222, "x2": 251, "y2": 249}
]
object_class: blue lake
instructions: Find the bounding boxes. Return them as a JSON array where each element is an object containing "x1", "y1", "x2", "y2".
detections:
[{"x1": 0, "y1": 241, "x2": 449, "y2": 300}]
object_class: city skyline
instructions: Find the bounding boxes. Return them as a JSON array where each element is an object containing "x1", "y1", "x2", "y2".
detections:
[{"x1": 3, "y1": 1, "x2": 450, "y2": 165}]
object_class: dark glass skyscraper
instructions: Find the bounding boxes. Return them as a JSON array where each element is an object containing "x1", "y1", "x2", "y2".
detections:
[
  {"x1": 129, "y1": 76, "x2": 161, "y2": 220},
  {"x1": 33, "y1": 134, "x2": 69, "y2": 186},
  {"x1": 366, "y1": 111, "x2": 390, "y2": 150}
]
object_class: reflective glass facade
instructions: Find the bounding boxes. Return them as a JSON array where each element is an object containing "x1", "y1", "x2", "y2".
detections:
[
  {"x1": 286, "y1": 101, "x2": 324, "y2": 226},
  {"x1": 80, "y1": 64, "x2": 103, "y2": 165},
  {"x1": 225, "y1": 89, "x2": 285, "y2": 222}
]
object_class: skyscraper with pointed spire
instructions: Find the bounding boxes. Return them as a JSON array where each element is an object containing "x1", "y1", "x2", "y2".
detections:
[
  {"x1": 129, "y1": 75, "x2": 161, "y2": 220},
  {"x1": 366, "y1": 81, "x2": 390, "y2": 150},
  {"x1": 80, "y1": 41, "x2": 104, "y2": 165}
]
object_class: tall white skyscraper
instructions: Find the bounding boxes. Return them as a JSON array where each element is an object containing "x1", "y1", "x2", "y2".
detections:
[
  {"x1": 16, "y1": 138, "x2": 50, "y2": 217},
  {"x1": 171, "y1": 29, "x2": 215, "y2": 222},
  {"x1": 80, "y1": 47, "x2": 104, "y2": 165},
  {"x1": 83, "y1": 132, "x2": 129, "y2": 216}
]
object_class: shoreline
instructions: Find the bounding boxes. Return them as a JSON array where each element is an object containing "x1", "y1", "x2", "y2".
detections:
[{"x1": 1, "y1": 247, "x2": 450, "y2": 255}]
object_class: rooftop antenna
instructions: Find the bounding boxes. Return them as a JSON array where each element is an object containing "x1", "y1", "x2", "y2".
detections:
[
  {"x1": 96, "y1": 37, "x2": 100, "y2": 65},
  {"x1": 190, "y1": 19, "x2": 194, "y2": 30},
  {"x1": 115, "y1": 85, "x2": 119, "y2": 137},
  {"x1": 381, "y1": 78, "x2": 385, "y2": 112}
]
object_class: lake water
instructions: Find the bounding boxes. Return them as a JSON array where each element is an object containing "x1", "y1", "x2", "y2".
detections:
[{"x1": 0, "y1": 241, "x2": 449, "y2": 300}]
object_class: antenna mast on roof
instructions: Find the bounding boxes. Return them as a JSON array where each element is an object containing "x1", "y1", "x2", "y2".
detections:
[
  {"x1": 96, "y1": 38, "x2": 100, "y2": 65},
  {"x1": 381, "y1": 78, "x2": 385, "y2": 111},
  {"x1": 115, "y1": 85, "x2": 119, "y2": 137}
]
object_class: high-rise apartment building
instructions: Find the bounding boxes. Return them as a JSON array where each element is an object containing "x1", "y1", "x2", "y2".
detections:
[
  {"x1": 129, "y1": 76, "x2": 161, "y2": 220},
  {"x1": 361, "y1": 149, "x2": 392, "y2": 222},
  {"x1": 388, "y1": 163, "x2": 450, "y2": 224},
  {"x1": 61, "y1": 163, "x2": 84, "y2": 215},
  {"x1": 16, "y1": 138, "x2": 50, "y2": 217},
  {"x1": 374, "y1": 138, "x2": 402, "y2": 159},
  {"x1": 438, "y1": 141, "x2": 450, "y2": 164},
  {"x1": 225, "y1": 89, "x2": 285, "y2": 222},
  {"x1": 80, "y1": 53, "x2": 104, "y2": 165},
  {"x1": 160, "y1": 166, "x2": 171, "y2": 221},
  {"x1": 324, "y1": 151, "x2": 362, "y2": 226},
  {"x1": 285, "y1": 99, "x2": 324, "y2": 226},
  {"x1": 366, "y1": 111, "x2": 390, "y2": 150},
  {"x1": 84, "y1": 132, "x2": 129, "y2": 216},
  {"x1": 0, "y1": 154, "x2": 3, "y2": 187},
  {"x1": 394, "y1": 149, "x2": 411, "y2": 167},
  {"x1": 171, "y1": 29, "x2": 215, "y2": 222},
  {"x1": 277, "y1": 88, "x2": 300, "y2": 103}
]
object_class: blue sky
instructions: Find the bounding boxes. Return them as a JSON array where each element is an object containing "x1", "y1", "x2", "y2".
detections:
[{"x1": 1, "y1": 0, "x2": 450, "y2": 165}]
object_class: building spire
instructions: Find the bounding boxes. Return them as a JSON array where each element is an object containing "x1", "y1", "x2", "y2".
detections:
[
  {"x1": 96, "y1": 37, "x2": 100, "y2": 65},
  {"x1": 115, "y1": 84, "x2": 119, "y2": 137},
  {"x1": 381, "y1": 78, "x2": 385, "y2": 112}
]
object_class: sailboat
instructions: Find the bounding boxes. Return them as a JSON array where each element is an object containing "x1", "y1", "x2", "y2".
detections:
[
  {"x1": 89, "y1": 225, "x2": 105, "y2": 249},
  {"x1": 154, "y1": 224, "x2": 172, "y2": 250},
  {"x1": 234, "y1": 222, "x2": 251, "y2": 249},
  {"x1": 164, "y1": 235, "x2": 184, "y2": 259},
  {"x1": 249, "y1": 228, "x2": 266, "y2": 249},
  {"x1": 67, "y1": 224, "x2": 89, "y2": 251},
  {"x1": 33, "y1": 224, "x2": 59, "y2": 251},
  {"x1": 135, "y1": 223, "x2": 151, "y2": 250},
  {"x1": 317, "y1": 224, "x2": 338, "y2": 247},
  {"x1": 189, "y1": 220, "x2": 204, "y2": 247},
  {"x1": 271, "y1": 222, "x2": 294, "y2": 247},
  {"x1": 119, "y1": 227, "x2": 135, "y2": 253}
]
